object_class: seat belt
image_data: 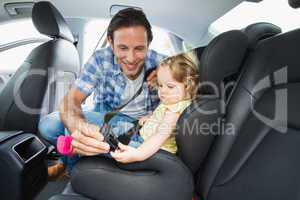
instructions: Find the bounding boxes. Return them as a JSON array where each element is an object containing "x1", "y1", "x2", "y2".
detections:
[
  {"x1": 101, "y1": 68, "x2": 149, "y2": 148},
  {"x1": 104, "y1": 67, "x2": 150, "y2": 123}
]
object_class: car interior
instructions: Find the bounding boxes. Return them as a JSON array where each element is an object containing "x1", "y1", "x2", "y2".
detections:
[{"x1": 0, "y1": 0, "x2": 299, "y2": 200}]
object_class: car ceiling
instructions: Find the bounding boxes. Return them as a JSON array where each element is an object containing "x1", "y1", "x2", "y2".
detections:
[{"x1": 0, "y1": 0, "x2": 245, "y2": 45}]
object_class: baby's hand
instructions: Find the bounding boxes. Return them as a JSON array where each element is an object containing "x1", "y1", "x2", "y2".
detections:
[
  {"x1": 110, "y1": 143, "x2": 142, "y2": 163},
  {"x1": 138, "y1": 115, "x2": 151, "y2": 126}
]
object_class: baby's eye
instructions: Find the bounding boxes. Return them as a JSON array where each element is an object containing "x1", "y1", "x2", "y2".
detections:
[
  {"x1": 158, "y1": 84, "x2": 163, "y2": 88},
  {"x1": 167, "y1": 85, "x2": 175, "y2": 89}
]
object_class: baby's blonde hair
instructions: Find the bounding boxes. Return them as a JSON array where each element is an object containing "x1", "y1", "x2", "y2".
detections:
[{"x1": 159, "y1": 52, "x2": 200, "y2": 99}]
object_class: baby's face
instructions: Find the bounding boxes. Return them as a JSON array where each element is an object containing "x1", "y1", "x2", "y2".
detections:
[{"x1": 157, "y1": 65, "x2": 187, "y2": 105}]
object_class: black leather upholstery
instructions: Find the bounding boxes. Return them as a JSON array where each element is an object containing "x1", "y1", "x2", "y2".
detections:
[
  {"x1": 32, "y1": 1, "x2": 75, "y2": 43},
  {"x1": 0, "y1": 1, "x2": 79, "y2": 133},
  {"x1": 289, "y1": 0, "x2": 300, "y2": 8},
  {"x1": 176, "y1": 98, "x2": 222, "y2": 175},
  {"x1": 188, "y1": 22, "x2": 282, "y2": 198},
  {"x1": 242, "y1": 22, "x2": 282, "y2": 49},
  {"x1": 198, "y1": 30, "x2": 248, "y2": 95},
  {"x1": 50, "y1": 183, "x2": 90, "y2": 200},
  {"x1": 176, "y1": 30, "x2": 248, "y2": 174},
  {"x1": 198, "y1": 28, "x2": 300, "y2": 200},
  {"x1": 49, "y1": 195, "x2": 91, "y2": 200},
  {"x1": 72, "y1": 152, "x2": 193, "y2": 200}
]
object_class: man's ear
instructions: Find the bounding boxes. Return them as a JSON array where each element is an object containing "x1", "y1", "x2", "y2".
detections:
[
  {"x1": 146, "y1": 41, "x2": 151, "y2": 48},
  {"x1": 108, "y1": 37, "x2": 113, "y2": 47}
]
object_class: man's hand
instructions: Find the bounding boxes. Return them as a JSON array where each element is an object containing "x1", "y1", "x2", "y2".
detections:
[
  {"x1": 110, "y1": 143, "x2": 143, "y2": 163},
  {"x1": 71, "y1": 122, "x2": 110, "y2": 156},
  {"x1": 146, "y1": 69, "x2": 157, "y2": 89},
  {"x1": 60, "y1": 89, "x2": 110, "y2": 156}
]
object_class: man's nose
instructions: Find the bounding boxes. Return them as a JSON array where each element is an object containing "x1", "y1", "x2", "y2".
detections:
[{"x1": 126, "y1": 50, "x2": 135, "y2": 63}]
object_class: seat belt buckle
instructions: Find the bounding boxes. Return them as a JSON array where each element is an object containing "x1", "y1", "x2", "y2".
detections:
[{"x1": 101, "y1": 123, "x2": 120, "y2": 151}]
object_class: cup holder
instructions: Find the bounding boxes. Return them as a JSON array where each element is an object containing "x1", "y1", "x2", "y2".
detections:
[{"x1": 13, "y1": 136, "x2": 46, "y2": 163}]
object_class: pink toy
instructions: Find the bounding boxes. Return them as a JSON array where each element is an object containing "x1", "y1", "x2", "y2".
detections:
[{"x1": 57, "y1": 135, "x2": 74, "y2": 156}]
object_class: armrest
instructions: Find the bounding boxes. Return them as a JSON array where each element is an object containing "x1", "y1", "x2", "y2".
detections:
[
  {"x1": 71, "y1": 150, "x2": 194, "y2": 200},
  {"x1": 49, "y1": 194, "x2": 92, "y2": 200},
  {"x1": 0, "y1": 130, "x2": 47, "y2": 200},
  {"x1": 0, "y1": 130, "x2": 23, "y2": 143}
]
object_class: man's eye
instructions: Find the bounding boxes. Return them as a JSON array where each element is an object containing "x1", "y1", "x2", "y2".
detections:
[
  {"x1": 119, "y1": 46, "x2": 128, "y2": 50},
  {"x1": 136, "y1": 47, "x2": 145, "y2": 51}
]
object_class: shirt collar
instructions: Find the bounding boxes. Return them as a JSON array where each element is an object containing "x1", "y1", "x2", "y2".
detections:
[
  {"x1": 105, "y1": 46, "x2": 122, "y2": 76},
  {"x1": 112, "y1": 55, "x2": 122, "y2": 76},
  {"x1": 162, "y1": 99, "x2": 192, "y2": 113}
]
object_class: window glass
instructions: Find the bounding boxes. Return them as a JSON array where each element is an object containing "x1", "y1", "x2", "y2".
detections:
[
  {"x1": 82, "y1": 19, "x2": 190, "y2": 64},
  {"x1": 0, "y1": 19, "x2": 49, "y2": 88},
  {"x1": 150, "y1": 27, "x2": 177, "y2": 56},
  {"x1": 209, "y1": 0, "x2": 299, "y2": 36},
  {"x1": 0, "y1": 43, "x2": 43, "y2": 74},
  {"x1": 82, "y1": 19, "x2": 110, "y2": 65},
  {"x1": 0, "y1": 19, "x2": 49, "y2": 45}
]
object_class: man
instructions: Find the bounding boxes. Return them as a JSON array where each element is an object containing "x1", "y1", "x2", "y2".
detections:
[{"x1": 38, "y1": 8, "x2": 164, "y2": 179}]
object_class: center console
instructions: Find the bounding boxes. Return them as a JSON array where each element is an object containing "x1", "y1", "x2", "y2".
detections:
[{"x1": 0, "y1": 131, "x2": 48, "y2": 200}]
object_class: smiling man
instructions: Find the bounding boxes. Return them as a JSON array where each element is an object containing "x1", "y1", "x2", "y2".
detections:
[{"x1": 38, "y1": 8, "x2": 164, "y2": 179}]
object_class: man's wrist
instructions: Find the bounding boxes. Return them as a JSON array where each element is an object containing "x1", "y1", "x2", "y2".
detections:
[{"x1": 67, "y1": 118, "x2": 86, "y2": 135}]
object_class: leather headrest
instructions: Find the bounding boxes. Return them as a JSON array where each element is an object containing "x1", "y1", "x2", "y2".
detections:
[
  {"x1": 32, "y1": 1, "x2": 74, "y2": 43},
  {"x1": 199, "y1": 30, "x2": 248, "y2": 94},
  {"x1": 239, "y1": 28, "x2": 300, "y2": 97},
  {"x1": 289, "y1": 0, "x2": 300, "y2": 8},
  {"x1": 242, "y1": 22, "x2": 282, "y2": 49}
]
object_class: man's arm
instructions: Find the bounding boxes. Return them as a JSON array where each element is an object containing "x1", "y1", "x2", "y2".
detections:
[
  {"x1": 59, "y1": 88, "x2": 110, "y2": 156},
  {"x1": 59, "y1": 88, "x2": 86, "y2": 133}
]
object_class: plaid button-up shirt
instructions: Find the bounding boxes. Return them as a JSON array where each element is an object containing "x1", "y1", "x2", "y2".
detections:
[{"x1": 74, "y1": 47, "x2": 165, "y2": 112}]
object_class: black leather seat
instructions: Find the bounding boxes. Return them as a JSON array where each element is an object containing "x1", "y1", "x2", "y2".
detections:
[
  {"x1": 242, "y1": 22, "x2": 281, "y2": 49},
  {"x1": 220, "y1": 22, "x2": 282, "y2": 101},
  {"x1": 0, "y1": 1, "x2": 79, "y2": 133},
  {"x1": 289, "y1": 0, "x2": 300, "y2": 8},
  {"x1": 197, "y1": 26, "x2": 300, "y2": 200}
]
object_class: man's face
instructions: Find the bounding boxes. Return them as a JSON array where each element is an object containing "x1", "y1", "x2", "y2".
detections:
[{"x1": 109, "y1": 26, "x2": 149, "y2": 80}]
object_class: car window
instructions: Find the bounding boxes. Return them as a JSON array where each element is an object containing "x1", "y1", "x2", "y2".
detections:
[
  {"x1": 0, "y1": 19, "x2": 49, "y2": 91},
  {"x1": 81, "y1": 19, "x2": 190, "y2": 65},
  {"x1": 209, "y1": 0, "x2": 299, "y2": 37},
  {"x1": 150, "y1": 27, "x2": 185, "y2": 56},
  {"x1": 81, "y1": 19, "x2": 109, "y2": 65},
  {"x1": 0, "y1": 19, "x2": 48, "y2": 45}
]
